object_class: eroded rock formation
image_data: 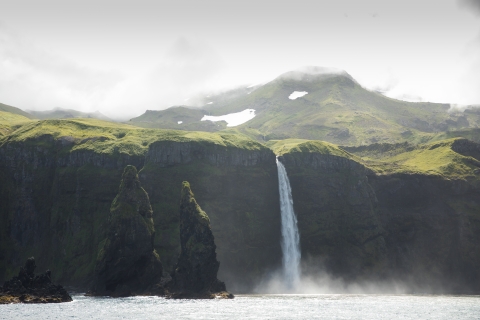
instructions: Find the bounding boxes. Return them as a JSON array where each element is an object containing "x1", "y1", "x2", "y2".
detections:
[
  {"x1": 168, "y1": 181, "x2": 233, "y2": 299},
  {"x1": 0, "y1": 257, "x2": 72, "y2": 304},
  {"x1": 89, "y1": 165, "x2": 163, "y2": 297}
]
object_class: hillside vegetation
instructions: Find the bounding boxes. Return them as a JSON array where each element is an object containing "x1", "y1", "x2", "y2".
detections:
[
  {"x1": 4, "y1": 118, "x2": 268, "y2": 155},
  {"x1": 128, "y1": 69, "x2": 480, "y2": 147},
  {"x1": 270, "y1": 137, "x2": 480, "y2": 179},
  {"x1": 0, "y1": 103, "x2": 35, "y2": 119},
  {"x1": 0, "y1": 111, "x2": 34, "y2": 137}
]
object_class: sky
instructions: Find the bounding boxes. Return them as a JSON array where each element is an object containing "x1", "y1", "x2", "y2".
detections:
[{"x1": 0, "y1": 0, "x2": 479, "y2": 119}]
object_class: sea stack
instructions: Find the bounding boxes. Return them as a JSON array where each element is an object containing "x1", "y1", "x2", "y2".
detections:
[
  {"x1": 90, "y1": 165, "x2": 162, "y2": 297},
  {"x1": 0, "y1": 257, "x2": 72, "y2": 304},
  {"x1": 169, "y1": 181, "x2": 233, "y2": 299}
]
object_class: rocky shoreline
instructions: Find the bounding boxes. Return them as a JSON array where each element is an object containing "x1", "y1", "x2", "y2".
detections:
[{"x1": 0, "y1": 257, "x2": 72, "y2": 304}]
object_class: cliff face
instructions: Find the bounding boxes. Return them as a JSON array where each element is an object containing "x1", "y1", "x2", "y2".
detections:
[
  {"x1": 369, "y1": 173, "x2": 480, "y2": 291},
  {"x1": 0, "y1": 136, "x2": 144, "y2": 286},
  {"x1": 0, "y1": 129, "x2": 281, "y2": 292},
  {"x1": 140, "y1": 140, "x2": 281, "y2": 291},
  {"x1": 280, "y1": 143, "x2": 480, "y2": 292},
  {"x1": 2, "y1": 120, "x2": 479, "y2": 293},
  {"x1": 280, "y1": 152, "x2": 387, "y2": 279}
]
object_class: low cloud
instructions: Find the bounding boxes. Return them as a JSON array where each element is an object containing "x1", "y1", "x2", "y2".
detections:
[
  {"x1": 458, "y1": 0, "x2": 480, "y2": 15},
  {"x1": 0, "y1": 23, "x2": 121, "y2": 114},
  {"x1": 101, "y1": 37, "x2": 226, "y2": 119},
  {"x1": 0, "y1": 24, "x2": 227, "y2": 120}
]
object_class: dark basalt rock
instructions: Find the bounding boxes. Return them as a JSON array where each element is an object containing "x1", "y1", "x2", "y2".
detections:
[
  {"x1": 168, "y1": 181, "x2": 233, "y2": 299},
  {"x1": 0, "y1": 257, "x2": 72, "y2": 304},
  {"x1": 89, "y1": 165, "x2": 163, "y2": 297}
]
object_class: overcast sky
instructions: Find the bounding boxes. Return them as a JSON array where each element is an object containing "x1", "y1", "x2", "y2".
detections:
[{"x1": 1, "y1": 0, "x2": 479, "y2": 119}]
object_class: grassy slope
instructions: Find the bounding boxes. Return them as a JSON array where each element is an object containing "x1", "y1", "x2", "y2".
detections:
[
  {"x1": 128, "y1": 106, "x2": 227, "y2": 131},
  {"x1": 157, "y1": 72, "x2": 480, "y2": 146},
  {"x1": 5, "y1": 118, "x2": 266, "y2": 154},
  {"x1": 365, "y1": 138, "x2": 480, "y2": 178},
  {"x1": 267, "y1": 138, "x2": 355, "y2": 159},
  {"x1": 0, "y1": 103, "x2": 35, "y2": 119},
  {"x1": 0, "y1": 111, "x2": 35, "y2": 137},
  {"x1": 269, "y1": 138, "x2": 480, "y2": 179}
]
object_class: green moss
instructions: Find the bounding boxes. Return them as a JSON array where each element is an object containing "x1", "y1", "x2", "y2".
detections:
[
  {"x1": 2, "y1": 118, "x2": 267, "y2": 156},
  {"x1": 186, "y1": 236, "x2": 206, "y2": 253},
  {"x1": 181, "y1": 181, "x2": 210, "y2": 225},
  {"x1": 267, "y1": 138, "x2": 356, "y2": 159},
  {"x1": 365, "y1": 138, "x2": 480, "y2": 178}
]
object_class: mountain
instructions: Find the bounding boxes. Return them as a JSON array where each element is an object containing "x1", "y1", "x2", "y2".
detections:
[
  {"x1": 130, "y1": 67, "x2": 480, "y2": 146},
  {"x1": 0, "y1": 103, "x2": 35, "y2": 119},
  {"x1": 28, "y1": 108, "x2": 114, "y2": 122},
  {"x1": 208, "y1": 68, "x2": 480, "y2": 145},
  {"x1": 129, "y1": 106, "x2": 226, "y2": 132}
]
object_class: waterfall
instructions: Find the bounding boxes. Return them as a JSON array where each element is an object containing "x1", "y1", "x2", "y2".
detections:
[{"x1": 276, "y1": 157, "x2": 301, "y2": 290}]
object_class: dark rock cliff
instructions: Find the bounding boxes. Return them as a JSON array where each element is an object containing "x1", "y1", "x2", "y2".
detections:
[
  {"x1": 0, "y1": 135, "x2": 281, "y2": 292},
  {"x1": 3, "y1": 127, "x2": 478, "y2": 293},
  {"x1": 140, "y1": 141, "x2": 281, "y2": 292},
  {"x1": 279, "y1": 152, "x2": 387, "y2": 280},
  {"x1": 146, "y1": 140, "x2": 273, "y2": 167},
  {"x1": 0, "y1": 137, "x2": 144, "y2": 286},
  {"x1": 280, "y1": 147, "x2": 480, "y2": 292},
  {"x1": 90, "y1": 165, "x2": 162, "y2": 297}
]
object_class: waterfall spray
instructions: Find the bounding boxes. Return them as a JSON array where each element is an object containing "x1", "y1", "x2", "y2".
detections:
[{"x1": 276, "y1": 157, "x2": 301, "y2": 290}]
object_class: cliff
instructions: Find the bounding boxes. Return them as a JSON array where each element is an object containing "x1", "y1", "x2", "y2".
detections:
[
  {"x1": 273, "y1": 138, "x2": 480, "y2": 292},
  {"x1": 2, "y1": 117, "x2": 480, "y2": 293},
  {"x1": 0, "y1": 119, "x2": 281, "y2": 292}
]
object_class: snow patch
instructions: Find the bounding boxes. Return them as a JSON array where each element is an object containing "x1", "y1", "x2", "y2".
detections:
[
  {"x1": 177, "y1": 121, "x2": 183, "y2": 124},
  {"x1": 201, "y1": 109, "x2": 256, "y2": 127},
  {"x1": 289, "y1": 91, "x2": 308, "y2": 100}
]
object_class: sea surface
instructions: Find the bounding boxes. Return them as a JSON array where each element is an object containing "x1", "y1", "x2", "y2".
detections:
[{"x1": 2, "y1": 294, "x2": 480, "y2": 320}]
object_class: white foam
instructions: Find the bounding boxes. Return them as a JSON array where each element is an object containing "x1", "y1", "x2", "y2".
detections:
[
  {"x1": 201, "y1": 109, "x2": 256, "y2": 127},
  {"x1": 289, "y1": 91, "x2": 308, "y2": 100},
  {"x1": 207, "y1": 102, "x2": 213, "y2": 105},
  {"x1": 177, "y1": 121, "x2": 183, "y2": 124}
]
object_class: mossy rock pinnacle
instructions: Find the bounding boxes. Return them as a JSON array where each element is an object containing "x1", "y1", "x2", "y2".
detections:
[
  {"x1": 181, "y1": 181, "x2": 210, "y2": 226},
  {"x1": 90, "y1": 165, "x2": 162, "y2": 297},
  {"x1": 170, "y1": 181, "x2": 232, "y2": 298}
]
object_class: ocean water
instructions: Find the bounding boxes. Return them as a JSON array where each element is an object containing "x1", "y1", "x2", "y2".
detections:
[{"x1": 2, "y1": 294, "x2": 480, "y2": 320}]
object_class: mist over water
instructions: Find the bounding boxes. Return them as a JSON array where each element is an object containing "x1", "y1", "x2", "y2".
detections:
[{"x1": 276, "y1": 157, "x2": 301, "y2": 291}]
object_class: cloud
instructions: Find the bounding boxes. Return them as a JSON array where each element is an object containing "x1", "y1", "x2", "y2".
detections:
[
  {"x1": 0, "y1": 23, "x2": 226, "y2": 120},
  {"x1": 0, "y1": 23, "x2": 122, "y2": 112},
  {"x1": 101, "y1": 38, "x2": 227, "y2": 119},
  {"x1": 458, "y1": 0, "x2": 480, "y2": 15}
]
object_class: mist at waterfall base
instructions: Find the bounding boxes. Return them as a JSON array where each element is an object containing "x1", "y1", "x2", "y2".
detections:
[{"x1": 253, "y1": 158, "x2": 447, "y2": 295}]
